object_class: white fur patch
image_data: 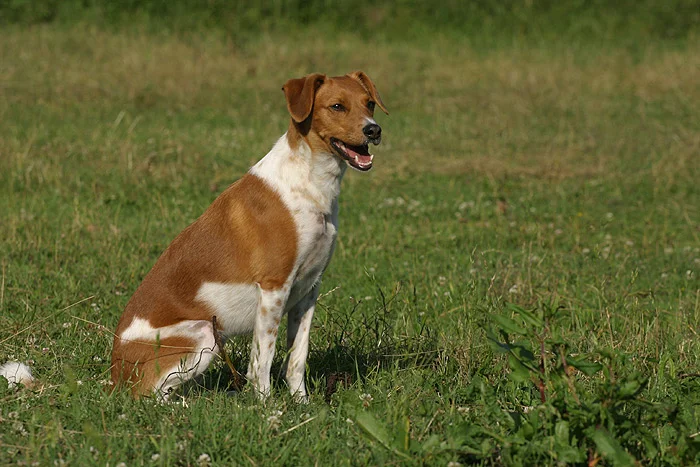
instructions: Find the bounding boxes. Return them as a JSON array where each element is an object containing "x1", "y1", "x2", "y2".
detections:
[
  {"x1": 194, "y1": 282, "x2": 260, "y2": 336},
  {"x1": 120, "y1": 317, "x2": 213, "y2": 343},
  {"x1": 0, "y1": 361, "x2": 35, "y2": 388},
  {"x1": 251, "y1": 134, "x2": 346, "y2": 216}
]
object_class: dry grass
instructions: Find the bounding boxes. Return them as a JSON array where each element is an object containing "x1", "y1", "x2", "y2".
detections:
[{"x1": 2, "y1": 26, "x2": 698, "y2": 186}]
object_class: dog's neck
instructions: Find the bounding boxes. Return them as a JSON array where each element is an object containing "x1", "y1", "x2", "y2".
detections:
[{"x1": 250, "y1": 131, "x2": 346, "y2": 215}]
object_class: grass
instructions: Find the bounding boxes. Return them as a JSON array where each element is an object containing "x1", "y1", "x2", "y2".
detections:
[{"x1": 0, "y1": 21, "x2": 699, "y2": 465}]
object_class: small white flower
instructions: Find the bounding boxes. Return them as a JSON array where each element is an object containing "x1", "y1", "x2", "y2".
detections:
[
  {"x1": 686, "y1": 270, "x2": 694, "y2": 279},
  {"x1": 197, "y1": 453, "x2": 211, "y2": 466},
  {"x1": 266, "y1": 410, "x2": 283, "y2": 431},
  {"x1": 508, "y1": 285, "x2": 518, "y2": 294},
  {"x1": 118, "y1": 413, "x2": 127, "y2": 420},
  {"x1": 469, "y1": 268, "x2": 478, "y2": 275},
  {"x1": 13, "y1": 421, "x2": 28, "y2": 436},
  {"x1": 151, "y1": 453, "x2": 160, "y2": 462},
  {"x1": 363, "y1": 296, "x2": 373, "y2": 301},
  {"x1": 661, "y1": 273, "x2": 668, "y2": 279},
  {"x1": 582, "y1": 248, "x2": 590, "y2": 255},
  {"x1": 116, "y1": 463, "x2": 126, "y2": 467},
  {"x1": 448, "y1": 462, "x2": 462, "y2": 467},
  {"x1": 360, "y1": 393, "x2": 374, "y2": 407},
  {"x1": 267, "y1": 415, "x2": 281, "y2": 431},
  {"x1": 605, "y1": 212, "x2": 614, "y2": 220},
  {"x1": 62, "y1": 322, "x2": 72, "y2": 328},
  {"x1": 346, "y1": 418, "x2": 354, "y2": 425}
]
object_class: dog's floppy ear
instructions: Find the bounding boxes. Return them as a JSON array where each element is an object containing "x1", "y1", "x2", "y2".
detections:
[
  {"x1": 283, "y1": 73, "x2": 326, "y2": 123},
  {"x1": 348, "y1": 71, "x2": 388, "y2": 115}
]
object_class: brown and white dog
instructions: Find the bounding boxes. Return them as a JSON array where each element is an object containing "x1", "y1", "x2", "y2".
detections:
[{"x1": 110, "y1": 71, "x2": 387, "y2": 400}]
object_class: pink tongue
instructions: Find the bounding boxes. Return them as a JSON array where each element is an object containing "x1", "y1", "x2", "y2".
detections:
[{"x1": 345, "y1": 145, "x2": 372, "y2": 164}]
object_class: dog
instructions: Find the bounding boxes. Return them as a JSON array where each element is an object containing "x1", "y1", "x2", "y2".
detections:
[{"x1": 110, "y1": 71, "x2": 387, "y2": 400}]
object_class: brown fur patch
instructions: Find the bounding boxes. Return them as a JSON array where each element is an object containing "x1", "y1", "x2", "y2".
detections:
[{"x1": 111, "y1": 173, "x2": 297, "y2": 388}]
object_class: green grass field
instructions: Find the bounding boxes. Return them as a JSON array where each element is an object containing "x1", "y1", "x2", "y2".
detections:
[{"x1": 1, "y1": 13, "x2": 699, "y2": 466}]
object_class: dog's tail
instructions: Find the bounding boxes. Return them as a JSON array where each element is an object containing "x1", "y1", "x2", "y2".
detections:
[{"x1": 0, "y1": 361, "x2": 37, "y2": 389}]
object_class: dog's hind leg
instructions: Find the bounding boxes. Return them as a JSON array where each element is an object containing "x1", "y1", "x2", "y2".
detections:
[
  {"x1": 111, "y1": 318, "x2": 219, "y2": 399},
  {"x1": 154, "y1": 320, "x2": 220, "y2": 398}
]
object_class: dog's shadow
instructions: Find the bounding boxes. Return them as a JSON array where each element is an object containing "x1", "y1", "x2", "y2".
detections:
[
  {"x1": 181, "y1": 299, "x2": 435, "y2": 401},
  {"x1": 181, "y1": 343, "x2": 403, "y2": 402}
]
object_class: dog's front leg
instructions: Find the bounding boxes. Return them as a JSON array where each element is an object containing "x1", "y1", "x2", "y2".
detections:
[
  {"x1": 247, "y1": 286, "x2": 287, "y2": 399},
  {"x1": 283, "y1": 285, "x2": 319, "y2": 402}
]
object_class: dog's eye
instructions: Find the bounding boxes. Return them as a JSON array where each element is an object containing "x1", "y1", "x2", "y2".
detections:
[
  {"x1": 367, "y1": 101, "x2": 376, "y2": 112},
  {"x1": 330, "y1": 103, "x2": 345, "y2": 112}
]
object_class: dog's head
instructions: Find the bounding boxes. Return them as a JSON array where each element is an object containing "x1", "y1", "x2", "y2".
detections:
[{"x1": 283, "y1": 71, "x2": 388, "y2": 172}]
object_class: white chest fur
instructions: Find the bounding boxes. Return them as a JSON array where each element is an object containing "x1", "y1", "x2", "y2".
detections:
[{"x1": 251, "y1": 134, "x2": 345, "y2": 308}]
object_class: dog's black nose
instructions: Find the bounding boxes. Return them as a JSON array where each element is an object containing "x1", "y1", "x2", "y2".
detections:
[{"x1": 363, "y1": 124, "x2": 382, "y2": 141}]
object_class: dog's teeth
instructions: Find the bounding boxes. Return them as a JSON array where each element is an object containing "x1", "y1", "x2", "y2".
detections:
[
  {"x1": 370, "y1": 154, "x2": 374, "y2": 161},
  {"x1": 354, "y1": 155, "x2": 359, "y2": 163}
]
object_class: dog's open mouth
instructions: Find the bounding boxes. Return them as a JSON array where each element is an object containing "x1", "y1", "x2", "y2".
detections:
[{"x1": 330, "y1": 138, "x2": 374, "y2": 172}]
